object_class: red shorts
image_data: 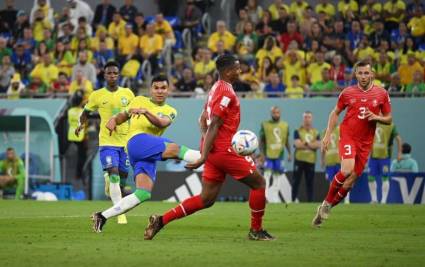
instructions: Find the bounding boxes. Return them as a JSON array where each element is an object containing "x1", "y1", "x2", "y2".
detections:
[
  {"x1": 339, "y1": 136, "x2": 372, "y2": 176},
  {"x1": 202, "y1": 147, "x2": 256, "y2": 183}
]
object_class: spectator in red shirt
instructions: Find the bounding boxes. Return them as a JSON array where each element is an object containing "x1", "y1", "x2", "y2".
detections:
[
  {"x1": 328, "y1": 54, "x2": 346, "y2": 86},
  {"x1": 279, "y1": 20, "x2": 303, "y2": 52}
]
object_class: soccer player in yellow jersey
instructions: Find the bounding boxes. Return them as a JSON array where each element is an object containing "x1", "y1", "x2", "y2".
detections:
[
  {"x1": 75, "y1": 61, "x2": 135, "y2": 225},
  {"x1": 91, "y1": 75, "x2": 201, "y2": 233}
]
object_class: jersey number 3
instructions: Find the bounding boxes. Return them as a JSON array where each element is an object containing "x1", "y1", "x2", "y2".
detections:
[{"x1": 358, "y1": 107, "x2": 367, "y2": 119}]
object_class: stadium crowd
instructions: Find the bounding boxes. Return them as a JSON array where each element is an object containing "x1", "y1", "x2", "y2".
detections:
[{"x1": 0, "y1": 0, "x2": 424, "y2": 99}]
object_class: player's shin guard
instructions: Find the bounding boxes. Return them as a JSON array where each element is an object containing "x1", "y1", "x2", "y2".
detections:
[
  {"x1": 102, "y1": 189, "x2": 151, "y2": 219},
  {"x1": 249, "y1": 188, "x2": 266, "y2": 231},
  {"x1": 109, "y1": 174, "x2": 122, "y2": 204},
  {"x1": 368, "y1": 175, "x2": 378, "y2": 203},
  {"x1": 178, "y1": 145, "x2": 201, "y2": 163},
  {"x1": 325, "y1": 172, "x2": 346, "y2": 203},
  {"x1": 162, "y1": 195, "x2": 205, "y2": 225},
  {"x1": 381, "y1": 176, "x2": 390, "y2": 204},
  {"x1": 331, "y1": 187, "x2": 350, "y2": 207}
]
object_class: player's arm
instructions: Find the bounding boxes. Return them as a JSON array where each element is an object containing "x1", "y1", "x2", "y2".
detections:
[
  {"x1": 322, "y1": 106, "x2": 342, "y2": 153},
  {"x1": 186, "y1": 115, "x2": 223, "y2": 169},
  {"x1": 285, "y1": 128, "x2": 292, "y2": 161},
  {"x1": 395, "y1": 132, "x2": 403, "y2": 162},
  {"x1": 307, "y1": 134, "x2": 321, "y2": 150},
  {"x1": 143, "y1": 109, "x2": 172, "y2": 128},
  {"x1": 294, "y1": 130, "x2": 309, "y2": 150},
  {"x1": 105, "y1": 111, "x2": 130, "y2": 136},
  {"x1": 75, "y1": 109, "x2": 90, "y2": 137},
  {"x1": 259, "y1": 124, "x2": 266, "y2": 155},
  {"x1": 199, "y1": 109, "x2": 208, "y2": 137},
  {"x1": 365, "y1": 110, "x2": 392, "y2": 125}
]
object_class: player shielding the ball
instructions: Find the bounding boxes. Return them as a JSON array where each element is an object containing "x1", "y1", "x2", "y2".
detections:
[
  {"x1": 312, "y1": 60, "x2": 392, "y2": 227},
  {"x1": 144, "y1": 55, "x2": 275, "y2": 241}
]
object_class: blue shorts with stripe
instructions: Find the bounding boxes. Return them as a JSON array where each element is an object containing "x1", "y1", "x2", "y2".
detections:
[
  {"x1": 368, "y1": 157, "x2": 391, "y2": 177},
  {"x1": 127, "y1": 133, "x2": 173, "y2": 182},
  {"x1": 99, "y1": 146, "x2": 129, "y2": 173},
  {"x1": 264, "y1": 158, "x2": 285, "y2": 173}
]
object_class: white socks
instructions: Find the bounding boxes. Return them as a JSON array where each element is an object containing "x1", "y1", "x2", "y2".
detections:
[
  {"x1": 109, "y1": 182, "x2": 122, "y2": 204},
  {"x1": 368, "y1": 181, "x2": 378, "y2": 203},
  {"x1": 381, "y1": 180, "x2": 390, "y2": 204},
  {"x1": 102, "y1": 193, "x2": 141, "y2": 219}
]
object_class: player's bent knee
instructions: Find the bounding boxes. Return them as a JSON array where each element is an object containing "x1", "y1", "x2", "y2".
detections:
[
  {"x1": 200, "y1": 194, "x2": 216, "y2": 208},
  {"x1": 162, "y1": 143, "x2": 180, "y2": 159}
]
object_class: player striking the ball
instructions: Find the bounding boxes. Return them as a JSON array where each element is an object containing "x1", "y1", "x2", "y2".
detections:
[
  {"x1": 144, "y1": 55, "x2": 275, "y2": 241},
  {"x1": 91, "y1": 75, "x2": 201, "y2": 233},
  {"x1": 312, "y1": 60, "x2": 392, "y2": 227}
]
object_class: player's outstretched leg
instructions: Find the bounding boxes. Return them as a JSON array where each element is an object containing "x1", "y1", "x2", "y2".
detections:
[
  {"x1": 144, "y1": 180, "x2": 221, "y2": 240},
  {"x1": 239, "y1": 170, "x2": 275, "y2": 241}
]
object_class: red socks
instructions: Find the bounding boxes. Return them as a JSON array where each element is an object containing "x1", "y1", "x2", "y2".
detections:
[
  {"x1": 331, "y1": 187, "x2": 349, "y2": 206},
  {"x1": 162, "y1": 195, "x2": 205, "y2": 225},
  {"x1": 325, "y1": 171, "x2": 346, "y2": 203},
  {"x1": 249, "y1": 188, "x2": 266, "y2": 231}
]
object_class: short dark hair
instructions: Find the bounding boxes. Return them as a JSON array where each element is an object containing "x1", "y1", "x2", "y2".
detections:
[
  {"x1": 6, "y1": 147, "x2": 14, "y2": 152},
  {"x1": 104, "y1": 61, "x2": 120, "y2": 70},
  {"x1": 151, "y1": 74, "x2": 169, "y2": 85},
  {"x1": 354, "y1": 59, "x2": 372, "y2": 72},
  {"x1": 402, "y1": 143, "x2": 412, "y2": 154},
  {"x1": 216, "y1": 54, "x2": 238, "y2": 73}
]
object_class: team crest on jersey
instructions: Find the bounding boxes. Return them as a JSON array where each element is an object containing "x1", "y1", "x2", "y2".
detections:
[
  {"x1": 220, "y1": 96, "x2": 230, "y2": 107},
  {"x1": 350, "y1": 98, "x2": 356, "y2": 104},
  {"x1": 372, "y1": 99, "x2": 378, "y2": 107},
  {"x1": 121, "y1": 97, "x2": 129, "y2": 106}
]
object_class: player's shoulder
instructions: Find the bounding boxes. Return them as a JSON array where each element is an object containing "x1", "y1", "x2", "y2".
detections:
[
  {"x1": 133, "y1": 95, "x2": 149, "y2": 103},
  {"x1": 372, "y1": 85, "x2": 388, "y2": 95},
  {"x1": 118, "y1": 86, "x2": 135, "y2": 96},
  {"x1": 163, "y1": 103, "x2": 177, "y2": 114}
]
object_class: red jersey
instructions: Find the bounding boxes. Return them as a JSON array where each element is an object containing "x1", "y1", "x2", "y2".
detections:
[
  {"x1": 337, "y1": 84, "x2": 391, "y2": 145},
  {"x1": 204, "y1": 80, "x2": 240, "y2": 152}
]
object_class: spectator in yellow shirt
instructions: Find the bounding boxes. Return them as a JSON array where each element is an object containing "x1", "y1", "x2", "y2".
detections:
[
  {"x1": 268, "y1": 0, "x2": 289, "y2": 20},
  {"x1": 155, "y1": 13, "x2": 176, "y2": 46},
  {"x1": 283, "y1": 50, "x2": 306, "y2": 86},
  {"x1": 91, "y1": 26, "x2": 114, "y2": 52},
  {"x1": 194, "y1": 48, "x2": 215, "y2": 81},
  {"x1": 108, "y1": 11, "x2": 126, "y2": 41},
  {"x1": 255, "y1": 36, "x2": 283, "y2": 73},
  {"x1": 337, "y1": 0, "x2": 358, "y2": 18},
  {"x1": 360, "y1": 0, "x2": 382, "y2": 20},
  {"x1": 207, "y1": 20, "x2": 236, "y2": 53},
  {"x1": 139, "y1": 23, "x2": 163, "y2": 75},
  {"x1": 32, "y1": 9, "x2": 52, "y2": 42},
  {"x1": 30, "y1": 53, "x2": 58, "y2": 87},
  {"x1": 307, "y1": 51, "x2": 330, "y2": 85},
  {"x1": 408, "y1": 7, "x2": 425, "y2": 38},
  {"x1": 289, "y1": 0, "x2": 309, "y2": 22},
  {"x1": 286, "y1": 75, "x2": 304, "y2": 99},
  {"x1": 398, "y1": 53, "x2": 424, "y2": 85},
  {"x1": 69, "y1": 70, "x2": 93, "y2": 102},
  {"x1": 118, "y1": 23, "x2": 139, "y2": 64},
  {"x1": 315, "y1": 0, "x2": 336, "y2": 19},
  {"x1": 383, "y1": 0, "x2": 406, "y2": 31}
]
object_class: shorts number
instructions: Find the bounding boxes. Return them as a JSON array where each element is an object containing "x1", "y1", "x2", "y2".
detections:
[
  {"x1": 206, "y1": 106, "x2": 212, "y2": 126},
  {"x1": 343, "y1": 145, "x2": 352, "y2": 156},
  {"x1": 358, "y1": 107, "x2": 366, "y2": 119}
]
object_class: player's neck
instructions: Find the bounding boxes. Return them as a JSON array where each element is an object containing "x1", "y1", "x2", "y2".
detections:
[
  {"x1": 357, "y1": 82, "x2": 373, "y2": 92},
  {"x1": 219, "y1": 78, "x2": 233, "y2": 85},
  {"x1": 106, "y1": 84, "x2": 118, "y2": 92},
  {"x1": 150, "y1": 98, "x2": 165, "y2": 106}
]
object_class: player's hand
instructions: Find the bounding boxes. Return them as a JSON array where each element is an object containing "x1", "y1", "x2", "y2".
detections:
[
  {"x1": 75, "y1": 124, "x2": 83, "y2": 137},
  {"x1": 365, "y1": 109, "x2": 380, "y2": 121},
  {"x1": 129, "y1": 108, "x2": 147, "y2": 118},
  {"x1": 106, "y1": 117, "x2": 117, "y2": 136},
  {"x1": 185, "y1": 157, "x2": 206, "y2": 170},
  {"x1": 321, "y1": 134, "x2": 330, "y2": 153}
]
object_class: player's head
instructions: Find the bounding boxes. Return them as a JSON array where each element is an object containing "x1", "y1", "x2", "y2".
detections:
[
  {"x1": 354, "y1": 60, "x2": 374, "y2": 90},
  {"x1": 150, "y1": 74, "x2": 169, "y2": 103},
  {"x1": 215, "y1": 54, "x2": 241, "y2": 83},
  {"x1": 6, "y1": 147, "x2": 16, "y2": 160},
  {"x1": 303, "y1": 111, "x2": 313, "y2": 127},
  {"x1": 270, "y1": 106, "x2": 280, "y2": 121},
  {"x1": 402, "y1": 143, "x2": 412, "y2": 154},
  {"x1": 104, "y1": 61, "x2": 120, "y2": 86}
]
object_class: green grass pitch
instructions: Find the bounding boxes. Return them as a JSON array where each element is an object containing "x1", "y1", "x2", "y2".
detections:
[{"x1": 0, "y1": 201, "x2": 424, "y2": 267}]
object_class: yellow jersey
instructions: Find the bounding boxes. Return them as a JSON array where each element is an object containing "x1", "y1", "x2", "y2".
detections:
[
  {"x1": 126, "y1": 96, "x2": 177, "y2": 142},
  {"x1": 85, "y1": 87, "x2": 135, "y2": 147}
]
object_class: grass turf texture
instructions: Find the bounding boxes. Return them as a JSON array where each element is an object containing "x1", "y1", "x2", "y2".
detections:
[{"x1": 0, "y1": 201, "x2": 424, "y2": 267}]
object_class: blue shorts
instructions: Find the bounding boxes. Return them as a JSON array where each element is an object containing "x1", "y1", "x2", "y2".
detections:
[
  {"x1": 264, "y1": 158, "x2": 285, "y2": 173},
  {"x1": 325, "y1": 164, "x2": 341, "y2": 182},
  {"x1": 99, "y1": 146, "x2": 129, "y2": 173},
  {"x1": 127, "y1": 133, "x2": 173, "y2": 182},
  {"x1": 368, "y1": 157, "x2": 391, "y2": 177}
]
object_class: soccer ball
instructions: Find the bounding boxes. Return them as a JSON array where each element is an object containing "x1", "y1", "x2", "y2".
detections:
[{"x1": 231, "y1": 130, "x2": 259, "y2": 156}]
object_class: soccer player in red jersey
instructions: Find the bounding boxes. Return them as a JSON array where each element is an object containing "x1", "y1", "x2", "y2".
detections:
[
  {"x1": 144, "y1": 55, "x2": 275, "y2": 241},
  {"x1": 312, "y1": 60, "x2": 392, "y2": 227}
]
